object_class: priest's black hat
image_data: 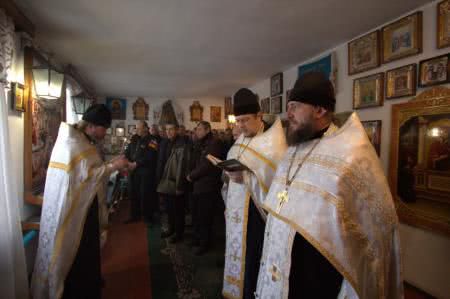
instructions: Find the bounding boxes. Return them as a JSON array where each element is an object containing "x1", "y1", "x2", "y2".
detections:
[
  {"x1": 233, "y1": 88, "x2": 260, "y2": 116},
  {"x1": 82, "y1": 104, "x2": 112, "y2": 128},
  {"x1": 289, "y1": 72, "x2": 336, "y2": 112}
]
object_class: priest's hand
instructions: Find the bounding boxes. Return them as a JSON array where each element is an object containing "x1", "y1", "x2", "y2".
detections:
[
  {"x1": 110, "y1": 155, "x2": 129, "y2": 171},
  {"x1": 109, "y1": 155, "x2": 121, "y2": 163},
  {"x1": 225, "y1": 170, "x2": 244, "y2": 184}
]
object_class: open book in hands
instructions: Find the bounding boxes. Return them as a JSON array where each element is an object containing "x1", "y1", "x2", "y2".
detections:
[{"x1": 206, "y1": 154, "x2": 250, "y2": 172}]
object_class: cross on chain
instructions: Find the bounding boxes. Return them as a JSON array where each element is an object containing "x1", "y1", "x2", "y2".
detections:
[{"x1": 276, "y1": 189, "x2": 289, "y2": 213}]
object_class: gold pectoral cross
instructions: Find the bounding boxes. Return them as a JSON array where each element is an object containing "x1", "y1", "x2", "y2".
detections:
[{"x1": 276, "y1": 189, "x2": 289, "y2": 213}]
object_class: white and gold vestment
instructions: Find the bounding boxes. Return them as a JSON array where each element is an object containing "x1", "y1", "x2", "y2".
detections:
[
  {"x1": 222, "y1": 118, "x2": 287, "y2": 299},
  {"x1": 256, "y1": 113, "x2": 403, "y2": 299},
  {"x1": 32, "y1": 123, "x2": 111, "y2": 299}
]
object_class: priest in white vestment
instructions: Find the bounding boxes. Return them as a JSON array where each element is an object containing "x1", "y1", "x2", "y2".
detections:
[
  {"x1": 256, "y1": 72, "x2": 403, "y2": 299},
  {"x1": 32, "y1": 104, "x2": 130, "y2": 299},
  {"x1": 222, "y1": 88, "x2": 287, "y2": 299}
]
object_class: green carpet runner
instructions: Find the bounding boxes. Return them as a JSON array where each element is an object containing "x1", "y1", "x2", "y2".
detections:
[{"x1": 147, "y1": 216, "x2": 225, "y2": 299}]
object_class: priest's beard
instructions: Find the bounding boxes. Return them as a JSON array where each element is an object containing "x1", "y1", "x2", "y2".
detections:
[{"x1": 287, "y1": 120, "x2": 316, "y2": 146}]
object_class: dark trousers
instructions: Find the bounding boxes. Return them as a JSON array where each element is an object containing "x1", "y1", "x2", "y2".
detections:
[
  {"x1": 166, "y1": 194, "x2": 185, "y2": 237},
  {"x1": 63, "y1": 198, "x2": 101, "y2": 299},
  {"x1": 243, "y1": 199, "x2": 265, "y2": 299},
  {"x1": 289, "y1": 233, "x2": 343, "y2": 298},
  {"x1": 192, "y1": 191, "x2": 219, "y2": 247},
  {"x1": 128, "y1": 171, "x2": 156, "y2": 221}
]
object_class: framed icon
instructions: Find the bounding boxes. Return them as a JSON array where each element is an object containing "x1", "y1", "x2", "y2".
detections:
[
  {"x1": 353, "y1": 73, "x2": 384, "y2": 109},
  {"x1": 11, "y1": 82, "x2": 25, "y2": 112},
  {"x1": 418, "y1": 54, "x2": 450, "y2": 88},
  {"x1": 386, "y1": 64, "x2": 417, "y2": 99},
  {"x1": 381, "y1": 12, "x2": 422, "y2": 63},
  {"x1": 270, "y1": 73, "x2": 283, "y2": 97},
  {"x1": 348, "y1": 30, "x2": 381, "y2": 75}
]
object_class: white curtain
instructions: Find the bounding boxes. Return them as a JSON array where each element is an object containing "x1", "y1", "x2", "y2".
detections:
[{"x1": 0, "y1": 9, "x2": 29, "y2": 299}]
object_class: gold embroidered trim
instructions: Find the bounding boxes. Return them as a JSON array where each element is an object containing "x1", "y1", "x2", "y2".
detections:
[
  {"x1": 307, "y1": 154, "x2": 397, "y2": 227},
  {"x1": 264, "y1": 206, "x2": 360, "y2": 297},
  {"x1": 223, "y1": 191, "x2": 251, "y2": 299},
  {"x1": 225, "y1": 275, "x2": 240, "y2": 286},
  {"x1": 48, "y1": 147, "x2": 98, "y2": 173},
  {"x1": 272, "y1": 177, "x2": 339, "y2": 206},
  {"x1": 48, "y1": 162, "x2": 69, "y2": 171},
  {"x1": 255, "y1": 173, "x2": 269, "y2": 194},
  {"x1": 49, "y1": 163, "x2": 105, "y2": 275},
  {"x1": 239, "y1": 192, "x2": 251, "y2": 297},
  {"x1": 271, "y1": 173, "x2": 376, "y2": 269},
  {"x1": 232, "y1": 144, "x2": 276, "y2": 170}
]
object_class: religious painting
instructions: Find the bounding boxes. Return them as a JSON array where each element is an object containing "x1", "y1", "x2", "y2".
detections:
[
  {"x1": 160, "y1": 100, "x2": 178, "y2": 125},
  {"x1": 107, "y1": 136, "x2": 126, "y2": 155},
  {"x1": 285, "y1": 89, "x2": 292, "y2": 112},
  {"x1": 210, "y1": 106, "x2": 221, "y2": 122},
  {"x1": 271, "y1": 73, "x2": 283, "y2": 97},
  {"x1": 106, "y1": 98, "x2": 126, "y2": 120},
  {"x1": 128, "y1": 125, "x2": 136, "y2": 136},
  {"x1": 11, "y1": 82, "x2": 25, "y2": 112},
  {"x1": 270, "y1": 96, "x2": 282, "y2": 114},
  {"x1": 389, "y1": 87, "x2": 450, "y2": 237},
  {"x1": 348, "y1": 30, "x2": 381, "y2": 75},
  {"x1": 381, "y1": 12, "x2": 422, "y2": 64},
  {"x1": 31, "y1": 98, "x2": 64, "y2": 194},
  {"x1": 353, "y1": 73, "x2": 384, "y2": 109},
  {"x1": 190, "y1": 101, "x2": 203, "y2": 121},
  {"x1": 153, "y1": 109, "x2": 161, "y2": 123},
  {"x1": 386, "y1": 64, "x2": 417, "y2": 99},
  {"x1": 115, "y1": 125, "x2": 125, "y2": 137},
  {"x1": 132, "y1": 97, "x2": 149, "y2": 120},
  {"x1": 176, "y1": 111, "x2": 184, "y2": 125},
  {"x1": 361, "y1": 120, "x2": 382, "y2": 156},
  {"x1": 438, "y1": 0, "x2": 450, "y2": 49},
  {"x1": 298, "y1": 53, "x2": 338, "y2": 92},
  {"x1": 260, "y1": 97, "x2": 270, "y2": 113},
  {"x1": 418, "y1": 54, "x2": 450, "y2": 87},
  {"x1": 224, "y1": 96, "x2": 233, "y2": 117}
]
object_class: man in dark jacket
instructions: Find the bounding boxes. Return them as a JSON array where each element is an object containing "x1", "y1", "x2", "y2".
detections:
[
  {"x1": 156, "y1": 125, "x2": 169, "y2": 184},
  {"x1": 157, "y1": 123, "x2": 191, "y2": 243},
  {"x1": 149, "y1": 124, "x2": 162, "y2": 143},
  {"x1": 125, "y1": 120, "x2": 159, "y2": 223},
  {"x1": 187, "y1": 121, "x2": 224, "y2": 255}
]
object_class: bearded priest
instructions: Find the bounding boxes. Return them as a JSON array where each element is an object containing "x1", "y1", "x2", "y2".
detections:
[
  {"x1": 255, "y1": 72, "x2": 403, "y2": 299},
  {"x1": 222, "y1": 88, "x2": 287, "y2": 299},
  {"x1": 32, "y1": 104, "x2": 130, "y2": 299}
]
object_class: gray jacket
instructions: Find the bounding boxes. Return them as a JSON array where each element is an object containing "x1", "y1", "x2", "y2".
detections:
[{"x1": 157, "y1": 136, "x2": 191, "y2": 195}]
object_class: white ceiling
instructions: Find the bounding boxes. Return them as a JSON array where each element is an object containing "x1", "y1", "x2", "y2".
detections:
[{"x1": 15, "y1": 0, "x2": 431, "y2": 98}]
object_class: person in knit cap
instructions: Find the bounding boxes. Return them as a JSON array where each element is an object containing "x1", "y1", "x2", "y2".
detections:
[
  {"x1": 254, "y1": 72, "x2": 403, "y2": 299},
  {"x1": 32, "y1": 104, "x2": 130, "y2": 299},
  {"x1": 221, "y1": 88, "x2": 287, "y2": 299}
]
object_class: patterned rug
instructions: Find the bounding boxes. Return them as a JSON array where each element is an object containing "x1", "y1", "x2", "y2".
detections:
[{"x1": 147, "y1": 212, "x2": 225, "y2": 299}]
